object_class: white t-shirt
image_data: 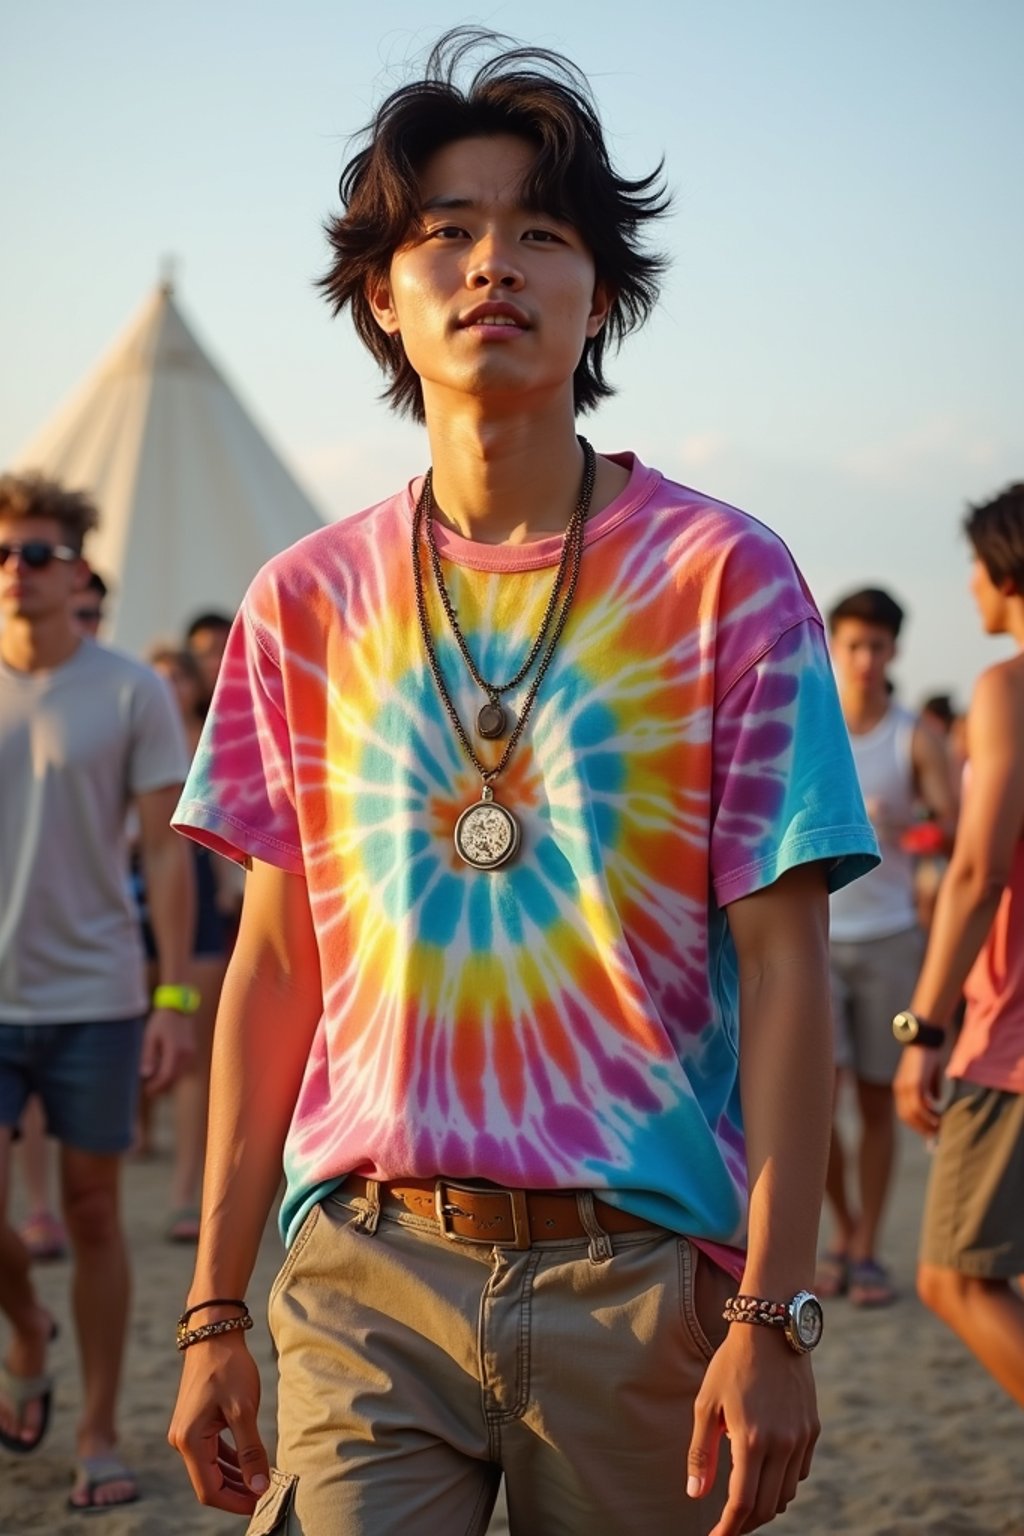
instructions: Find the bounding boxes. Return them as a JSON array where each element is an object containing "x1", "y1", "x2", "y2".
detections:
[
  {"x1": 0, "y1": 640, "x2": 189, "y2": 1023},
  {"x1": 829, "y1": 702, "x2": 917, "y2": 942}
]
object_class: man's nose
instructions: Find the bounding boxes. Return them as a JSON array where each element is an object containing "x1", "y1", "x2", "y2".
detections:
[{"x1": 466, "y1": 233, "x2": 524, "y2": 290}]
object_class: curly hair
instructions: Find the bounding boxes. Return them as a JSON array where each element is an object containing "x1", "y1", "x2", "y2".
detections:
[
  {"x1": 0, "y1": 471, "x2": 98, "y2": 553},
  {"x1": 319, "y1": 28, "x2": 670, "y2": 421}
]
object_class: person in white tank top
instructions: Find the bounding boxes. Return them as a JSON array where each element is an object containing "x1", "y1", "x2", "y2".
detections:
[{"x1": 820, "y1": 588, "x2": 956, "y2": 1307}]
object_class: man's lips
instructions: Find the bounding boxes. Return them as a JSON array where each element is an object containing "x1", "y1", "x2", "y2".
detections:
[{"x1": 457, "y1": 301, "x2": 530, "y2": 330}]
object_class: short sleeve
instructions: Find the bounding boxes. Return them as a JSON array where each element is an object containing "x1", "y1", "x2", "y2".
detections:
[
  {"x1": 172, "y1": 601, "x2": 303, "y2": 873},
  {"x1": 128, "y1": 668, "x2": 190, "y2": 795},
  {"x1": 709, "y1": 618, "x2": 879, "y2": 906}
]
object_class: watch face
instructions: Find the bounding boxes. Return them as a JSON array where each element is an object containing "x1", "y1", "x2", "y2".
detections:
[
  {"x1": 792, "y1": 1293, "x2": 824, "y2": 1350},
  {"x1": 892, "y1": 1010, "x2": 918, "y2": 1043}
]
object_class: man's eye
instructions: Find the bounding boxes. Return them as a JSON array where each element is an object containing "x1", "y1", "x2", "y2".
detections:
[
  {"x1": 429, "y1": 225, "x2": 467, "y2": 240},
  {"x1": 522, "y1": 229, "x2": 563, "y2": 243}
]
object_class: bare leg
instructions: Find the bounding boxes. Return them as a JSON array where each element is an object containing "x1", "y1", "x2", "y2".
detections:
[
  {"x1": 918, "y1": 1265, "x2": 1024, "y2": 1406},
  {"x1": 60, "y1": 1144, "x2": 136, "y2": 1506},
  {"x1": 852, "y1": 1077, "x2": 896, "y2": 1263},
  {"x1": 168, "y1": 956, "x2": 224, "y2": 1217},
  {"x1": 17, "y1": 1096, "x2": 56, "y2": 1214},
  {"x1": 13, "y1": 1097, "x2": 66, "y2": 1259},
  {"x1": 818, "y1": 1072, "x2": 858, "y2": 1292},
  {"x1": 0, "y1": 1127, "x2": 54, "y2": 1446}
]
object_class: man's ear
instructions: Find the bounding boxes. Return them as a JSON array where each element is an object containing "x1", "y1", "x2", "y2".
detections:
[
  {"x1": 585, "y1": 279, "x2": 615, "y2": 340},
  {"x1": 366, "y1": 273, "x2": 401, "y2": 337},
  {"x1": 72, "y1": 559, "x2": 91, "y2": 593}
]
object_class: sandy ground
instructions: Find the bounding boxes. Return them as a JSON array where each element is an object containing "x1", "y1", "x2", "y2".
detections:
[{"x1": 2, "y1": 1103, "x2": 1020, "y2": 1536}]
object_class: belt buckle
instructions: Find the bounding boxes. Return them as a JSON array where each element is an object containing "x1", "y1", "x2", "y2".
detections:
[{"x1": 434, "y1": 1180, "x2": 532, "y2": 1250}]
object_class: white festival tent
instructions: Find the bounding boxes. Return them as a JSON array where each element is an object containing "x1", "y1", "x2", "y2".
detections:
[{"x1": 12, "y1": 281, "x2": 326, "y2": 655}]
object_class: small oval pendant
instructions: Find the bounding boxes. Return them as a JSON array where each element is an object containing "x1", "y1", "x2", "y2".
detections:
[
  {"x1": 454, "y1": 789, "x2": 520, "y2": 869},
  {"x1": 477, "y1": 700, "x2": 507, "y2": 739}
]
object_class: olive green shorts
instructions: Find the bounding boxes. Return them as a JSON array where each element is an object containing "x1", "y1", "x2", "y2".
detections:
[{"x1": 919, "y1": 1078, "x2": 1024, "y2": 1278}]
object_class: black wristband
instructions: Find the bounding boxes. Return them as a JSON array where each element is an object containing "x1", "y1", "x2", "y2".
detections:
[{"x1": 178, "y1": 1297, "x2": 248, "y2": 1328}]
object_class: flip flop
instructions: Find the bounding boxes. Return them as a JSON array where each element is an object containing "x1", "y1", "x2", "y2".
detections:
[
  {"x1": 0, "y1": 1318, "x2": 58, "y2": 1455},
  {"x1": 67, "y1": 1454, "x2": 139, "y2": 1513},
  {"x1": 849, "y1": 1258, "x2": 897, "y2": 1308},
  {"x1": 814, "y1": 1250, "x2": 850, "y2": 1298}
]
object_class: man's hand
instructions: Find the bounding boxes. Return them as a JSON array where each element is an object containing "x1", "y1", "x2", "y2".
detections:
[
  {"x1": 140, "y1": 1008, "x2": 196, "y2": 1095},
  {"x1": 893, "y1": 1045, "x2": 943, "y2": 1137},
  {"x1": 687, "y1": 1326, "x2": 819, "y2": 1536},
  {"x1": 168, "y1": 1334, "x2": 270, "y2": 1513}
]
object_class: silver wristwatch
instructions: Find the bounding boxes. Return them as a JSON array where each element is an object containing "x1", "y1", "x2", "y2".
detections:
[{"x1": 722, "y1": 1289, "x2": 824, "y2": 1354}]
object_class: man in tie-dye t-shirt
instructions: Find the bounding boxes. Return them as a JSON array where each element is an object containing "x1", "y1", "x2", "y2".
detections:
[{"x1": 169, "y1": 31, "x2": 878, "y2": 1536}]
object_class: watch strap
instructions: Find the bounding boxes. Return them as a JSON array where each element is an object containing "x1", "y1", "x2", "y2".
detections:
[
  {"x1": 153, "y1": 983, "x2": 201, "y2": 1015},
  {"x1": 892, "y1": 1010, "x2": 945, "y2": 1048},
  {"x1": 722, "y1": 1294, "x2": 788, "y2": 1327}
]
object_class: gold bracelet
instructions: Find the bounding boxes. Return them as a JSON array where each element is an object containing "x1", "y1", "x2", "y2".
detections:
[{"x1": 176, "y1": 1312, "x2": 253, "y2": 1352}]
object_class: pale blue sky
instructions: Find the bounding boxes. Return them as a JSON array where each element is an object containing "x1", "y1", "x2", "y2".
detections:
[{"x1": 2, "y1": 0, "x2": 1021, "y2": 700}]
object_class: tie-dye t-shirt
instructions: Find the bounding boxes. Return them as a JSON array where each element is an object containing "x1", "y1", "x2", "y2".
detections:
[{"x1": 174, "y1": 453, "x2": 877, "y2": 1249}]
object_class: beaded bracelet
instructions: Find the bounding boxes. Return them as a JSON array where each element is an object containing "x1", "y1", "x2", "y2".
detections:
[
  {"x1": 177, "y1": 1312, "x2": 253, "y2": 1352},
  {"x1": 722, "y1": 1294, "x2": 788, "y2": 1326},
  {"x1": 176, "y1": 1298, "x2": 252, "y2": 1352}
]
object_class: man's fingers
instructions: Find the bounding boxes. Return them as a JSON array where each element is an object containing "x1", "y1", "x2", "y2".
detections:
[
  {"x1": 686, "y1": 1395, "x2": 722, "y2": 1501},
  {"x1": 709, "y1": 1439, "x2": 759, "y2": 1536},
  {"x1": 227, "y1": 1411, "x2": 270, "y2": 1498}
]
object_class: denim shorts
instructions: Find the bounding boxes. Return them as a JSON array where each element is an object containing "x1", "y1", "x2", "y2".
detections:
[{"x1": 0, "y1": 1017, "x2": 146, "y2": 1154}]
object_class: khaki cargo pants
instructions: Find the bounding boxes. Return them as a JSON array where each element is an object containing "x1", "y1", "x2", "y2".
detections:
[{"x1": 246, "y1": 1186, "x2": 734, "y2": 1536}]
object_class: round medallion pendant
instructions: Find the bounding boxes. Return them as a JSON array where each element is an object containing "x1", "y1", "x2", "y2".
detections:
[
  {"x1": 454, "y1": 793, "x2": 521, "y2": 870},
  {"x1": 477, "y1": 700, "x2": 507, "y2": 740}
]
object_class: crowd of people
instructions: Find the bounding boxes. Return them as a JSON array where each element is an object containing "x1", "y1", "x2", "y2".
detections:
[{"x1": 0, "y1": 28, "x2": 1021, "y2": 1536}]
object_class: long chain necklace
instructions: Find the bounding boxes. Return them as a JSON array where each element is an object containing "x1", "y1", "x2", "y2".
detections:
[
  {"x1": 422, "y1": 439, "x2": 595, "y2": 740},
  {"x1": 412, "y1": 439, "x2": 596, "y2": 870}
]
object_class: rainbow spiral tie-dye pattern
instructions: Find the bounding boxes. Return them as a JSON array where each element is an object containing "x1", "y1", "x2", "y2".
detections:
[{"x1": 174, "y1": 453, "x2": 878, "y2": 1250}]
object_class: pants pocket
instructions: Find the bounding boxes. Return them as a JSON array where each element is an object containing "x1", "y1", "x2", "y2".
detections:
[
  {"x1": 677, "y1": 1240, "x2": 732, "y2": 1362},
  {"x1": 245, "y1": 1469, "x2": 298, "y2": 1534}
]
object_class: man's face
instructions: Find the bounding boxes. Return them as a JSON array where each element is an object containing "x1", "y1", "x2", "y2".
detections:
[
  {"x1": 830, "y1": 618, "x2": 897, "y2": 696},
  {"x1": 0, "y1": 515, "x2": 85, "y2": 624},
  {"x1": 72, "y1": 589, "x2": 105, "y2": 635},
  {"x1": 969, "y1": 556, "x2": 1010, "y2": 635},
  {"x1": 368, "y1": 133, "x2": 611, "y2": 414},
  {"x1": 187, "y1": 624, "x2": 230, "y2": 698}
]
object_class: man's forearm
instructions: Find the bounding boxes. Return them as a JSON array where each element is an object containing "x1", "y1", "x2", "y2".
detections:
[
  {"x1": 145, "y1": 835, "x2": 196, "y2": 986},
  {"x1": 733, "y1": 880, "x2": 833, "y2": 1299},
  {"x1": 188, "y1": 947, "x2": 322, "y2": 1303},
  {"x1": 910, "y1": 862, "x2": 1003, "y2": 1025}
]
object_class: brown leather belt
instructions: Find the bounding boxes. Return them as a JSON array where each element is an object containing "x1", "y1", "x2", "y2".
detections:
[{"x1": 342, "y1": 1175, "x2": 661, "y2": 1251}]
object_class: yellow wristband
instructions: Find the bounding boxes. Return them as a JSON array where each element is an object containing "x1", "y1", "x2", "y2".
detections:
[{"x1": 153, "y1": 984, "x2": 201, "y2": 1014}]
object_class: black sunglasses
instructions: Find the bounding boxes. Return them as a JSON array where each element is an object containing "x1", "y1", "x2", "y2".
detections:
[{"x1": 0, "y1": 540, "x2": 79, "y2": 570}]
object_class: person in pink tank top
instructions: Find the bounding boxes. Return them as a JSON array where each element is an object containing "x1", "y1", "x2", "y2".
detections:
[{"x1": 894, "y1": 480, "x2": 1024, "y2": 1411}]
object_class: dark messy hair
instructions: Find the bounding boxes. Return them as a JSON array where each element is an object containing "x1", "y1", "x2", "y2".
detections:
[
  {"x1": 964, "y1": 482, "x2": 1024, "y2": 590},
  {"x1": 827, "y1": 587, "x2": 906, "y2": 639},
  {"x1": 319, "y1": 28, "x2": 670, "y2": 421},
  {"x1": 0, "y1": 470, "x2": 98, "y2": 554},
  {"x1": 184, "y1": 610, "x2": 233, "y2": 643}
]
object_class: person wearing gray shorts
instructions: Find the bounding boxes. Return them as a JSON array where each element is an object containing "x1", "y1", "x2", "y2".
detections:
[{"x1": 822, "y1": 588, "x2": 955, "y2": 1308}]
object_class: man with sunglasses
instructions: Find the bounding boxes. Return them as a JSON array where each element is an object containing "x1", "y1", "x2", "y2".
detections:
[
  {"x1": 0, "y1": 473, "x2": 195, "y2": 1511},
  {"x1": 72, "y1": 569, "x2": 109, "y2": 636}
]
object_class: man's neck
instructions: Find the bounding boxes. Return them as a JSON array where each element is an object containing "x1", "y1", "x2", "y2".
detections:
[
  {"x1": 0, "y1": 614, "x2": 81, "y2": 673},
  {"x1": 839, "y1": 687, "x2": 890, "y2": 735},
  {"x1": 423, "y1": 398, "x2": 627, "y2": 544}
]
